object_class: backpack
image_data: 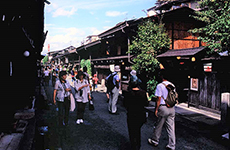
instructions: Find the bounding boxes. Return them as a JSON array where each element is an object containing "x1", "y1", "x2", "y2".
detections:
[
  {"x1": 106, "y1": 73, "x2": 117, "y2": 92},
  {"x1": 162, "y1": 83, "x2": 178, "y2": 108}
]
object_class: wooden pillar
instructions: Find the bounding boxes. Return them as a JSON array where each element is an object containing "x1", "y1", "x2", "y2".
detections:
[
  {"x1": 171, "y1": 22, "x2": 174, "y2": 49},
  {"x1": 78, "y1": 56, "x2": 81, "y2": 70}
]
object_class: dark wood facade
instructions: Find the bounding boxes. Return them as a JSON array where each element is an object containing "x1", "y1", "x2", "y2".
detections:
[
  {"x1": 2, "y1": 0, "x2": 45, "y2": 132},
  {"x1": 162, "y1": 7, "x2": 205, "y2": 49},
  {"x1": 188, "y1": 56, "x2": 230, "y2": 112},
  {"x1": 157, "y1": 7, "x2": 230, "y2": 112},
  {"x1": 69, "y1": 19, "x2": 142, "y2": 84},
  {"x1": 3, "y1": 0, "x2": 45, "y2": 107}
]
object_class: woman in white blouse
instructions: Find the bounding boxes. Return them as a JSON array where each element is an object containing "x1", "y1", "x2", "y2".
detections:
[
  {"x1": 74, "y1": 71, "x2": 91, "y2": 124},
  {"x1": 53, "y1": 71, "x2": 72, "y2": 126}
]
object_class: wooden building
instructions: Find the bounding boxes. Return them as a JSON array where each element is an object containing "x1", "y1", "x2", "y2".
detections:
[
  {"x1": 48, "y1": 2, "x2": 230, "y2": 113},
  {"x1": 2, "y1": 0, "x2": 45, "y2": 132},
  {"x1": 155, "y1": 6, "x2": 230, "y2": 112},
  {"x1": 49, "y1": 46, "x2": 77, "y2": 65},
  {"x1": 77, "y1": 6, "x2": 229, "y2": 112},
  {"x1": 68, "y1": 19, "x2": 144, "y2": 86},
  {"x1": 3, "y1": 0, "x2": 45, "y2": 107},
  {"x1": 71, "y1": 7, "x2": 209, "y2": 96},
  {"x1": 147, "y1": 0, "x2": 201, "y2": 16}
]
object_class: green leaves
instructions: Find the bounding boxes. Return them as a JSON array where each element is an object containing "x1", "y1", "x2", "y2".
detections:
[
  {"x1": 128, "y1": 19, "x2": 171, "y2": 98},
  {"x1": 129, "y1": 20, "x2": 170, "y2": 56},
  {"x1": 80, "y1": 59, "x2": 92, "y2": 76},
  {"x1": 43, "y1": 55, "x2": 49, "y2": 64},
  {"x1": 190, "y1": 0, "x2": 230, "y2": 53}
]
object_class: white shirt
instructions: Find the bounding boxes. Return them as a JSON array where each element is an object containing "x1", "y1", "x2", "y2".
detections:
[
  {"x1": 155, "y1": 81, "x2": 175, "y2": 105},
  {"x1": 54, "y1": 80, "x2": 71, "y2": 102},
  {"x1": 74, "y1": 79, "x2": 90, "y2": 103},
  {"x1": 44, "y1": 70, "x2": 49, "y2": 76}
]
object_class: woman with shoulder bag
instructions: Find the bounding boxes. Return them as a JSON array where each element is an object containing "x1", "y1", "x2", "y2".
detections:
[
  {"x1": 53, "y1": 71, "x2": 72, "y2": 126},
  {"x1": 74, "y1": 71, "x2": 91, "y2": 125}
]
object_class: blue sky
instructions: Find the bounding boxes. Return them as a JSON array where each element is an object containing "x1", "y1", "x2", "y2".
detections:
[{"x1": 42, "y1": 0, "x2": 156, "y2": 55}]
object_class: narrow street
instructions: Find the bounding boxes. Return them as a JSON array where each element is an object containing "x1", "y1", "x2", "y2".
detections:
[{"x1": 33, "y1": 82, "x2": 229, "y2": 150}]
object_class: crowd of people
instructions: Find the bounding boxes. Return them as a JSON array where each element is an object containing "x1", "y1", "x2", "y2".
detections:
[{"x1": 42, "y1": 64, "x2": 177, "y2": 150}]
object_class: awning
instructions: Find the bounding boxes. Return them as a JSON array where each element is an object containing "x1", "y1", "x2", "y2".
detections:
[{"x1": 157, "y1": 47, "x2": 206, "y2": 58}]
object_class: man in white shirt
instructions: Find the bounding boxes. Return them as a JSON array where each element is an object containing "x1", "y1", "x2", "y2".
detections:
[
  {"x1": 44, "y1": 68, "x2": 50, "y2": 86},
  {"x1": 148, "y1": 69, "x2": 176, "y2": 150}
]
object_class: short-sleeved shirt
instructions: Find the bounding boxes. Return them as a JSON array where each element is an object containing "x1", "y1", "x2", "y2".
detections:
[
  {"x1": 92, "y1": 77, "x2": 98, "y2": 84},
  {"x1": 44, "y1": 70, "x2": 49, "y2": 76},
  {"x1": 74, "y1": 79, "x2": 90, "y2": 103},
  {"x1": 155, "y1": 81, "x2": 175, "y2": 105},
  {"x1": 54, "y1": 80, "x2": 71, "y2": 102}
]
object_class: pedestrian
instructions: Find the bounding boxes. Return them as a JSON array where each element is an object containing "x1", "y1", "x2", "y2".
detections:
[
  {"x1": 72, "y1": 70, "x2": 78, "y2": 81},
  {"x1": 74, "y1": 71, "x2": 91, "y2": 125},
  {"x1": 53, "y1": 71, "x2": 72, "y2": 126},
  {"x1": 124, "y1": 76, "x2": 148, "y2": 150},
  {"x1": 52, "y1": 70, "x2": 57, "y2": 87},
  {"x1": 148, "y1": 69, "x2": 176, "y2": 150},
  {"x1": 105, "y1": 71, "x2": 111, "y2": 103},
  {"x1": 92, "y1": 74, "x2": 98, "y2": 91},
  {"x1": 83, "y1": 66, "x2": 90, "y2": 83},
  {"x1": 106, "y1": 65, "x2": 120, "y2": 115},
  {"x1": 70, "y1": 67, "x2": 75, "y2": 80},
  {"x1": 128, "y1": 70, "x2": 142, "y2": 91},
  {"x1": 44, "y1": 67, "x2": 50, "y2": 86}
]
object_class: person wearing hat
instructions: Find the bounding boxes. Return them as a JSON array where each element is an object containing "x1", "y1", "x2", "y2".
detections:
[
  {"x1": 124, "y1": 76, "x2": 148, "y2": 150},
  {"x1": 106, "y1": 65, "x2": 120, "y2": 115},
  {"x1": 128, "y1": 70, "x2": 142, "y2": 91},
  {"x1": 74, "y1": 71, "x2": 91, "y2": 124},
  {"x1": 53, "y1": 71, "x2": 72, "y2": 126}
]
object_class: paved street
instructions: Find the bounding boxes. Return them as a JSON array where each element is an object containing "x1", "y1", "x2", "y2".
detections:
[{"x1": 33, "y1": 83, "x2": 229, "y2": 150}]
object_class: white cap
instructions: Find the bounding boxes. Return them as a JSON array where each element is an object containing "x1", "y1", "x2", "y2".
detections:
[
  {"x1": 114, "y1": 65, "x2": 120, "y2": 72},
  {"x1": 130, "y1": 70, "x2": 136, "y2": 76}
]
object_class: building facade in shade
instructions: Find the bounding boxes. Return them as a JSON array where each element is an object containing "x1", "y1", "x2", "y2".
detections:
[{"x1": 2, "y1": 0, "x2": 46, "y2": 133}]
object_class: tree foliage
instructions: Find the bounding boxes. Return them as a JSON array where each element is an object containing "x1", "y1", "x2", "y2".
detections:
[
  {"x1": 128, "y1": 19, "x2": 171, "y2": 98},
  {"x1": 42, "y1": 55, "x2": 49, "y2": 64},
  {"x1": 80, "y1": 59, "x2": 92, "y2": 76},
  {"x1": 190, "y1": 0, "x2": 230, "y2": 54}
]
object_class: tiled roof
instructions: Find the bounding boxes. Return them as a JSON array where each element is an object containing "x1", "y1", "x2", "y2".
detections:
[{"x1": 157, "y1": 47, "x2": 206, "y2": 58}]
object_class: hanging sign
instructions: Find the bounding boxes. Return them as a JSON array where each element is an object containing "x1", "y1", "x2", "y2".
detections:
[{"x1": 203, "y1": 63, "x2": 212, "y2": 72}]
